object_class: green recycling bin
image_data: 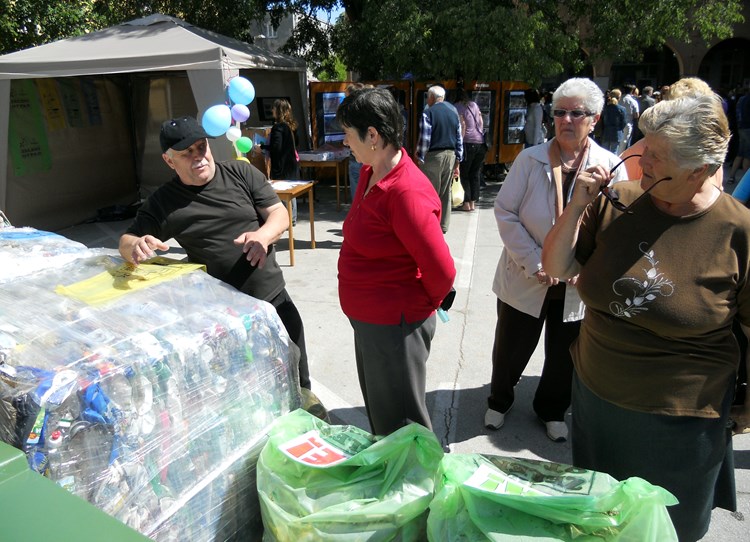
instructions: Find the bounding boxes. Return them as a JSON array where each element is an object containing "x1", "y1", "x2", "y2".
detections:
[{"x1": 0, "y1": 441, "x2": 151, "y2": 542}]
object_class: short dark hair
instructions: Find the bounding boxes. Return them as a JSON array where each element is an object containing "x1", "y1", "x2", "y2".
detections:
[{"x1": 336, "y1": 87, "x2": 403, "y2": 149}]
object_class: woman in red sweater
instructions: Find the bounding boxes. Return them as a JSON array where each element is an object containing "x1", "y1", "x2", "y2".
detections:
[{"x1": 336, "y1": 88, "x2": 456, "y2": 436}]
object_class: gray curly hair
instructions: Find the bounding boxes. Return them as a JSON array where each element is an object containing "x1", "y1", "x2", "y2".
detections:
[{"x1": 639, "y1": 94, "x2": 729, "y2": 171}]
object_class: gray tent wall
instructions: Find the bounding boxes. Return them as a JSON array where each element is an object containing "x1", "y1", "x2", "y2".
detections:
[{"x1": 0, "y1": 14, "x2": 309, "y2": 231}]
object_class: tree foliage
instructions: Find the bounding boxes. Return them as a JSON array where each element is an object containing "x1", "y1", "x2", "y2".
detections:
[
  {"x1": 0, "y1": 0, "x2": 744, "y2": 84},
  {"x1": 333, "y1": 0, "x2": 582, "y2": 82},
  {"x1": 0, "y1": 0, "x2": 101, "y2": 54},
  {"x1": 91, "y1": 1, "x2": 268, "y2": 44},
  {"x1": 562, "y1": 0, "x2": 745, "y2": 62}
]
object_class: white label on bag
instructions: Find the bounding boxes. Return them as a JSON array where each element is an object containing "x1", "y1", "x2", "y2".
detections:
[
  {"x1": 279, "y1": 430, "x2": 349, "y2": 468},
  {"x1": 464, "y1": 464, "x2": 547, "y2": 497}
]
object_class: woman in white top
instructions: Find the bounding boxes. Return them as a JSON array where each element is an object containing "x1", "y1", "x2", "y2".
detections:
[{"x1": 485, "y1": 78, "x2": 627, "y2": 442}]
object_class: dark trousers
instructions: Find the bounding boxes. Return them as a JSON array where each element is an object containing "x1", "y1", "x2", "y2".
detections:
[
  {"x1": 269, "y1": 288, "x2": 310, "y2": 390},
  {"x1": 488, "y1": 290, "x2": 579, "y2": 421},
  {"x1": 572, "y1": 374, "x2": 735, "y2": 542},
  {"x1": 460, "y1": 143, "x2": 485, "y2": 202},
  {"x1": 349, "y1": 315, "x2": 436, "y2": 436}
]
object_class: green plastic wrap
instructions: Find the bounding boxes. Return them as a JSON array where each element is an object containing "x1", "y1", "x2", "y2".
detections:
[
  {"x1": 427, "y1": 454, "x2": 679, "y2": 541},
  {"x1": 257, "y1": 409, "x2": 444, "y2": 541}
]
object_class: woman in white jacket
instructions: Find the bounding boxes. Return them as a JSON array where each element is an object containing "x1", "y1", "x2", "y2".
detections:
[{"x1": 485, "y1": 78, "x2": 627, "y2": 441}]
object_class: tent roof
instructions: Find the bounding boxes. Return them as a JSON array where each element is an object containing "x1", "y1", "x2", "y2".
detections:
[{"x1": 0, "y1": 14, "x2": 305, "y2": 80}]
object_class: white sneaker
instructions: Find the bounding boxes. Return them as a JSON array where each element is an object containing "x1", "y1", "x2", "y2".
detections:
[
  {"x1": 484, "y1": 405, "x2": 512, "y2": 430},
  {"x1": 544, "y1": 421, "x2": 569, "y2": 442}
]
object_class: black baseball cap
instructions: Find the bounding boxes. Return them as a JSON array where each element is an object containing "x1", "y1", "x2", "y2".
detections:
[{"x1": 159, "y1": 116, "x2": 213, "y2": 153}]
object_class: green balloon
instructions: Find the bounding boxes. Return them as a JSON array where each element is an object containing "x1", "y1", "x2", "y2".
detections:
[{"x1": 236, "y1": 137, "x2": 253, "y2": 153}]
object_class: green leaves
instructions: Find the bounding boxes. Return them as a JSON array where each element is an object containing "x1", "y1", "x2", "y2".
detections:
[
  {"x1": 561, "y1": 0, "x2": 744, "y2": 62},
  {"x1": 333, "y1": 0, "x2": 580, "y2": 83},
  {"x1": 0, "y1": 0, "x2": 744, "y2": 84}
]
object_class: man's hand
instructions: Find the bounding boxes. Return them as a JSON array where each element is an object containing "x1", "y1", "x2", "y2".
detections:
[
  {"x1": 234, "y1": 232, "x2": 271, "y2": 269},
  {"x1": 121, "y1": 234, "x2": 169, "y2": 265}
]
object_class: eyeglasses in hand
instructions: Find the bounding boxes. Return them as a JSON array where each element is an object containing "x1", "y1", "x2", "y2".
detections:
[{"x1": 599, "y1": 154, "x2": 672, "y2": 214}]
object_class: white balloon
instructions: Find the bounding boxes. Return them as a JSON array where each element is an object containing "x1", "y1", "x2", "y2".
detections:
[{"x1": 225, "y1": 126, "x2": 242, "y2": 142}]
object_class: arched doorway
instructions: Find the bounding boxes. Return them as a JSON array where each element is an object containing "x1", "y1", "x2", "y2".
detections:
[
  {"x1": 610, "y1": 45, "x2": 680, "y2": 90},
  {"x1": 698, "y1": 38, "x2": 750, "y2": 93}
]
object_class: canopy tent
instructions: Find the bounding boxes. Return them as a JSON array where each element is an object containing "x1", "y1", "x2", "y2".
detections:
[{"x1": 0, "y1": 14, "x2": 309, "y2": 230}]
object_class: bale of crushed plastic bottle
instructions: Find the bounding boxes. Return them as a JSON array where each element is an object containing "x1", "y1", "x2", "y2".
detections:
[
  {"x1": 0, "y1": 252, "x2": 300, "y2": 541},
  {"x1": 0, "y1": 227, "x2": 92, "y2": 283}
]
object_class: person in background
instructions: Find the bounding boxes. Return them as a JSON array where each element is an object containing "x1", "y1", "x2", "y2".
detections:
[
  {"x1": 485, "y1": 78, "x2": 627, "y2": 442},
  {"x1": 599, "y1": 94, "x2": 626, "y2": 154},
  {"x1": 262, "y1": 99, "x2": 300, "y2": 224},
  {"x1": 617, "y1": 83, "x2": 640, "y2": 154},
  {"x1": 726, "y1": 87, "x2": 741, "y2": 168},
  {"x1": 730, "y1": 167, "x2": 750, "y2": 205},
  {"x1": 542, "y1": 90, "x2": 554, "y2": 140},
  {"x1": 415, "y1": 85, "x2": 463, "y2": 233},
  {"x1": 337, "y1": 88, "x2": 456, "y2": 436},
  {"x1": 659, "y1": 85, "x2": 671, "y2": 101},
  {"x1": 344, "y1": 83, "x2": 370, "y2": 201},
  {"x1": 728, "y1": 85, "x2": 750, "y2": 184},
  {"x1": 119, "y1": 116, "x2": 313, "y2": 394},
  {"x1": 454, "y1": 88, "x2": 485, "y2": 212},
  {"x1": 640, "y1": 85, "x2": 656, "y2": 111},
  {"x1": 630, "y1": 85, "x2": 656, "y2": 144},
  {"x1": 524, "y1": 89, "x2": 545, "y2": 148},
  {"x1": 542, "y1": 93, "x2": 749, "y2": 542}
]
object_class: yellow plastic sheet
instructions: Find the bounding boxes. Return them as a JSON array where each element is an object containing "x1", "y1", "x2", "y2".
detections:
[{"x1": 55, "y1": 257, "x2": 205, "y2": 305}]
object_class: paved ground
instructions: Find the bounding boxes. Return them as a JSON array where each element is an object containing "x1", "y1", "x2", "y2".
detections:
[{"x1": 61, "y1": 174, "x2": 749, "y2": 540}]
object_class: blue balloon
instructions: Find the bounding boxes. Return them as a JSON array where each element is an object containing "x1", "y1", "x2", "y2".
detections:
[
  {"x1": 202, "y1": 104, "x2": 232, "y2": 137},
  {"x1": 228, "y1": 77, "x2": 256, "y2": 105}
]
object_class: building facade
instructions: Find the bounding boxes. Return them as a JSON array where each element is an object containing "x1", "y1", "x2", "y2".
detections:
[{"x1": 591, "y1": 1, "x2": 750, "y2": 94}]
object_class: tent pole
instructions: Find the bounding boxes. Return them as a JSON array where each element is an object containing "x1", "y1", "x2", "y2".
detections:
[{"x1": 0, "y1": 80, "x2": 10, "y2": 213}]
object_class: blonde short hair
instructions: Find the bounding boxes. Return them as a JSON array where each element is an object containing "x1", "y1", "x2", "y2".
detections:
[{"x1": 664, "y1": 77, "x2": 713, "y2": 100}]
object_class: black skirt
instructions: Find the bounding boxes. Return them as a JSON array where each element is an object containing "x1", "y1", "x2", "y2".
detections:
[{"x1": 571, "y1": 374, "x2": 736, "y2": 542}]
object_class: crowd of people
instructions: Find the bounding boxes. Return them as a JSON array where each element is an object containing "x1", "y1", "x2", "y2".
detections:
[{"x1": 116, "y1": 73, "x2": 750, "y2": 541}]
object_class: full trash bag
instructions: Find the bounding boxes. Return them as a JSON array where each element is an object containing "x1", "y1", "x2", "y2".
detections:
[
  {"x1": 257, "y1": 409, "x2": 444, "y2": 541},
  {"x1": 427, "y1": 454, "x2": 678, "y2": 541}
]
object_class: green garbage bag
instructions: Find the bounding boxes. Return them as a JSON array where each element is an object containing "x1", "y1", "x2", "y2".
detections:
[
  {"x1": 257, "y1": 409, "x2": 444, "y2": 541},
  {"x1": 427, "y1": 454, "x2": 679, "y2": 541}
]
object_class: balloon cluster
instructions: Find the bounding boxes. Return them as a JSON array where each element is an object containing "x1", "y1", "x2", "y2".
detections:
[{"x1": 201, "y1": 76, "x2": 256, "y2": 158}]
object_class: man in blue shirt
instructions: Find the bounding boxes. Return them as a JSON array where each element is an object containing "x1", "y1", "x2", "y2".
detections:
[{"x1": 415, "y1": 85, "x2": 463, "y2": 233}]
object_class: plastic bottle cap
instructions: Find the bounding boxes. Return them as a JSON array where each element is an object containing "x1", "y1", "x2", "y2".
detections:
[{"x1": 48, "y1": 429, "x2": 63, "y2": 447}]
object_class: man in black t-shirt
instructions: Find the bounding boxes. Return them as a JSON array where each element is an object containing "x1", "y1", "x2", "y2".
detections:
[{"x1": 119, "y1": 116, "x2": 311, "y2": 390}]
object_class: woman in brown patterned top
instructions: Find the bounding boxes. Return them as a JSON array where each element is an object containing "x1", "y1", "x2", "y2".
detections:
[{"x1": 543, "y1": 93, "x2": 750, "y2": 541}]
